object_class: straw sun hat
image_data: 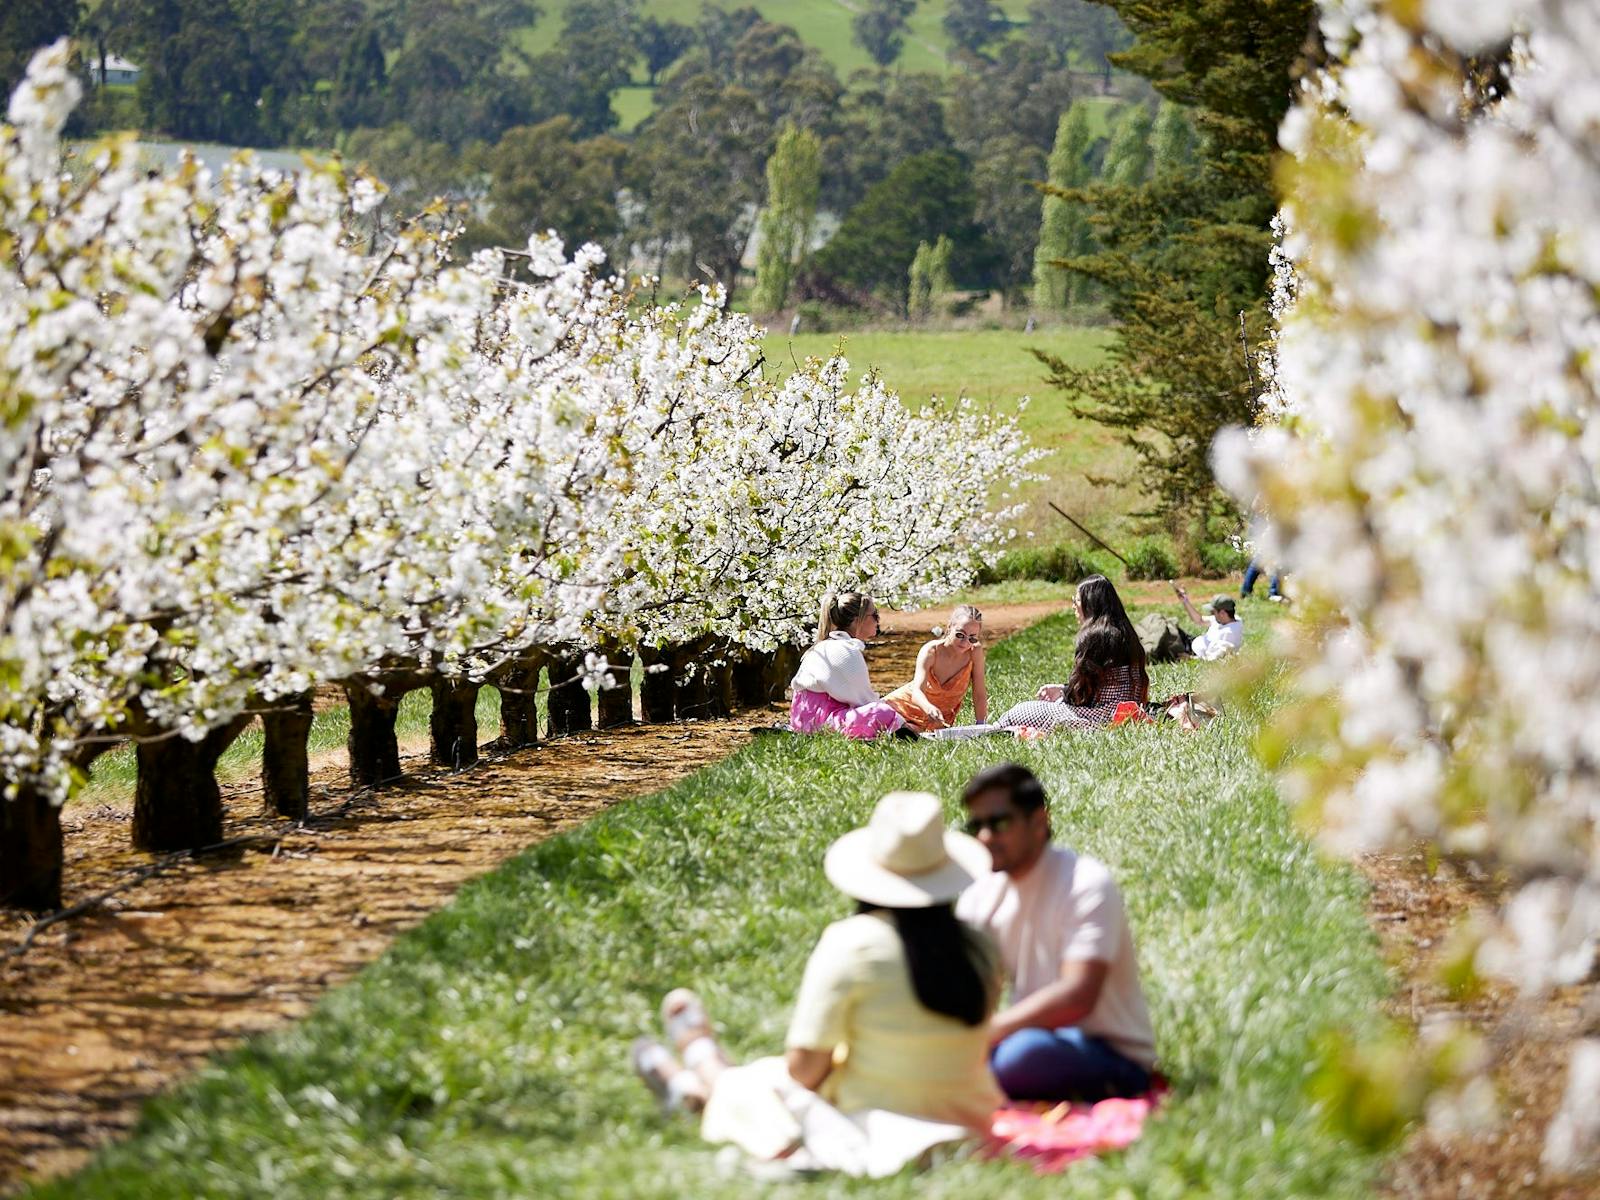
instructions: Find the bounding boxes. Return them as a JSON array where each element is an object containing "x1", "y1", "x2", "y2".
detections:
[{"x1": 824, "y1": 791, "x2": 992, "y2": 908}]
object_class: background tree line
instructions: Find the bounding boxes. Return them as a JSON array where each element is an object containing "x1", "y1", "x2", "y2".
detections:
[
  {"x1": 1, "y1": 1, "x2": 1140, "y2": 303},
  {"x1": 0, "y1": 0, "x2": 1314, "y2": 568}
]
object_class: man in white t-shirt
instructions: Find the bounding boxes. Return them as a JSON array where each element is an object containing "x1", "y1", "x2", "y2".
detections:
[
  {"x1": 954, "y1": 762, "x2": 1156, "y2": 1101},
  {"x1": 1172, "y1": 585, "x2": 1243, "y2": 661}
]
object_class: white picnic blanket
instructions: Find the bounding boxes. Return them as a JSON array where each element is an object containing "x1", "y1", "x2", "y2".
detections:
[{"x1": 700, "y1": 1056, "x2": 974, "y2": 1177}]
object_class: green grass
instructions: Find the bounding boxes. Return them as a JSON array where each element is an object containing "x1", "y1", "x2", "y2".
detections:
[
  {"x1": 72, "y1": 662, "x2": 645, "y2": 809},
  {"x1": 518, "y1": 3, "x2": 1132, "y2": 125},
  {"x1": 521, "y1": 1, "x2": 1035, "y2": 79},
  {"x1": 762, "y1": 326, "x2": 1136, "y2": 541},
  {"x1": 612, "y1": 83, "x2": 657, "y2": 132},
  {"x1": 32, "y1": 611, "x2": 1392, "y2": 1198},
  {"x1": 73, "y1": 691, "x2": 500, "y2": 808}
]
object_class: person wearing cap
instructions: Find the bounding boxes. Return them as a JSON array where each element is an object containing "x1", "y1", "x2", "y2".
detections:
[
  {"x1": 956, "y1": 763, "x2": 1156, "y2": 1102},
  {"x1": 1170, "y1": 582, "x2": 1243, "y2": 661},
  {"x1": 632, "y1": 791, "x2": 1002, "y2": 1175}
]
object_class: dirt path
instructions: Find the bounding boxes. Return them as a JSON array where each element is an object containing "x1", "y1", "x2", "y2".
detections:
[
  {"x1": 1364, "y1": 852, "x2": 1598, "y2": 1199},
  {"x1": 0, "y1": 603, "x2": 1063, "y2": 1192}
]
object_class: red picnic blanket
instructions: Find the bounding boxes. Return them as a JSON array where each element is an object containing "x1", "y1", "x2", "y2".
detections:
[{"x1": 985, "y1": 1085, "x2": 1165, "y2": 1174}]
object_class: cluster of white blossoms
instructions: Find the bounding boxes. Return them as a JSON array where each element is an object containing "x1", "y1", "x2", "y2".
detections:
[
  {"x1": 1217, "y1": 0, "x2": 1599, "y2": 1169},
  {"x1": 1, "y1": 43, "x2": 1034, "y2": 802}
]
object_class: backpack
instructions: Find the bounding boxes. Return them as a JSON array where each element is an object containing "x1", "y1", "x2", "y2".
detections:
[{"x1": 1135, "y1": 612, "x2": 1190, "y2": 664}]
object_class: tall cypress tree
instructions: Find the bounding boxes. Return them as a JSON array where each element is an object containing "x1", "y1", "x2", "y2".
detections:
[
  {"x1": 1036, "y1": 0, "x2": 1317, "y2": 533},
  {"x1": 1031, "y1": 102, "x2": 1094, "y2": 311},
  {"x1": 1100, "y1": 102, "x2": 1153, "y2": 186},
  {"x1": 1150, "y1": 99, "x2": 1197, "y2": 176},
  {"x1": 752, "y1": 124, "x2": 822, "y2": 313}
]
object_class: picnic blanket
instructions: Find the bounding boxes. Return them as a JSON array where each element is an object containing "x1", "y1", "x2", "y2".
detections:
[{"x1": 985, "y1": 1086, "x2": 1165, "y2": 1174}]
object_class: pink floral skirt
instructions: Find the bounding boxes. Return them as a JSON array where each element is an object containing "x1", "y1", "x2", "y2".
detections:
[{"x1": 789, "y1": 689, "x2": 905, "y2": 740}]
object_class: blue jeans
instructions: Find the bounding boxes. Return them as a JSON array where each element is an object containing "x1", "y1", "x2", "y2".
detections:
[
  {"x1": 1241, "y1": 559, "x2": 1281, "y2": 598},
  {"x1": 991, "y1": 1027, "x2": 1151, "y2": 1102}
]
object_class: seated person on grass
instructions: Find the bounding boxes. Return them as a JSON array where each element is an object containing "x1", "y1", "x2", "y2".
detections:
[
  {"x1": 995, "y1": 575, "x2": 1150, "y2": 732},
  {"x1": 631, "y1": 791, "x2": 1001, "y2": 1175},
  {"x1": 881, "y1": 604, "x2": 988, "y2": 732},
  {"x1": 1169, "y1": 583, "x2": 1244, "y2": 661},
  {"x1": 956, "y1": 762, "x2": 1157, "y2": 1103},
  {"x1": 786, "y1": 591, "x2": 907, "y2": 740}
]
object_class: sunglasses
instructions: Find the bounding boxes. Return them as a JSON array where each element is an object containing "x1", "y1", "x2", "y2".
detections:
[
  {"x1": 963, "y1": 813, "x2": 1015, "y2": 836},
  {"x1": 952, "y1": 631, "x2": 981, "y2": 644}
]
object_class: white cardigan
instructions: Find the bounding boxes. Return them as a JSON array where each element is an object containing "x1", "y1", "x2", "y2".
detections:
[{"x1": 790, "y1": 631, "x2": 879, "y2": 708}]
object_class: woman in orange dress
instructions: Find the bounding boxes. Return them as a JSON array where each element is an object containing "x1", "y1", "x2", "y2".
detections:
[{"x1": 883, "y1": 605, "x2": 988, "y2": 732}]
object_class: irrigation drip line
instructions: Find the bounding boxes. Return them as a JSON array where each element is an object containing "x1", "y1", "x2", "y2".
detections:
[
  {"x1": 1047, "y1": 500, "x2": 1131, "y2": 567},
  {"x1": 6, "y1": 833, "x2": 284, "y2": 960}
]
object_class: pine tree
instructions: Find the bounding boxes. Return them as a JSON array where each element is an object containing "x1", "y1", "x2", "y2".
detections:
[
  {"x1": 751, "y1": 124, "x2": 823, "y2": 313},
  {"x1": 1036, "y1": 0, "x2": 1318, "y2": 530},
  {"x1": 1031, "y1": 103, "x2": 1094, "y2": 311}
]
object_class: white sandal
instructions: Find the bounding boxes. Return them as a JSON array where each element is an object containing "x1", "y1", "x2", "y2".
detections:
[{"x1": 631, "y1": 1037, "x2": 708, "y2": 1113}]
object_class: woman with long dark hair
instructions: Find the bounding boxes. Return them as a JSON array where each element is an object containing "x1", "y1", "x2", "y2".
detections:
[
  {"x1": 631, "y1": 792, "x2": 1001, "y2": 1174},
  {"x1": 996, "y1": 574, "x2": 1149, "y2": 731}
]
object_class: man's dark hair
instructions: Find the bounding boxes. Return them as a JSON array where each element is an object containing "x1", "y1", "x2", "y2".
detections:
[{"x1": 961, "y1": 761, "x2": 1047, "y2": 813}]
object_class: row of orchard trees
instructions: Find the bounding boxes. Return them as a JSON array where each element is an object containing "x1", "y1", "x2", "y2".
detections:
[
  {"x1": 0, "y1": 44, "x2": 1036, "y2": 913},
  {"x1": 1226, "y1": 0, "x2": 1600, "y2": 1169}
]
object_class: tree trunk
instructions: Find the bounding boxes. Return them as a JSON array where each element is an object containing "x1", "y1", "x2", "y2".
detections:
[
  {"x1": 764, "y1": 643, "x2": 802, "y2": 704},
  {"x1": 544, "y1": 650, "x2": 592, "y2": 737},
  {"x1": 1, "y1": 784, "x2": 62, "y2": 913},
  {"x1": 677, "y1": 636, "x2": 730, "y2": 719},
  {"x1": 346, "y1": 681, "x2": 403, "y2": 787},
  {"x1": 734, "y1": 649, "x2": 773, "y2": 709},
  {"x1": 261, "y1": 693, "x2": 315, "y2": 820},
  {"x1": 493, "y1": 655, "x2": 543, "y2": 749},
  {"x1": 132, "y1": 718, "x2": 250, "y2": 852},
  {"x1": 595, "y1": 646, "x2": 635, "y2": 729},
  {"x1": 429, "y1": 678, "x2": 481, "y2": 769},
  {"x1": 638, "y1": 643, "x2": 677, "y2": 724},
  {"x1": 676, "y1": 656, "x2": 713, "y2": 719},
  {"x1": 709, "y1": 645, "x2": 736, "y2": 718}
]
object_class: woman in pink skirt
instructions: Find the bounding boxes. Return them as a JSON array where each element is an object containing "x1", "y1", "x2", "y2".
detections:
[{"x1": 788, "y1": 592, "x2": 907, "y2": 740}]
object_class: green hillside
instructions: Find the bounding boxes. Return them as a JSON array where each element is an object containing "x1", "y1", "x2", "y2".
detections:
[
  {"x1": 522, "y1": 1, "x2": 1118, "y2": 130},
  {"x1": 523, "y1": 0, "x2": 1039, "y2": 77}
]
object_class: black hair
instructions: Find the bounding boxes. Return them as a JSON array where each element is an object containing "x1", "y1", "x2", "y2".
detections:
[
  {"x1": 857, "y1": 902, "x2": 996, "y2": 1027},
  {"x1": 961, "y1": 761, "x2": 1047, "y2": 814},
  {"x1": 1065, "y1": 574, "x2": 1149, "y2": 705}
]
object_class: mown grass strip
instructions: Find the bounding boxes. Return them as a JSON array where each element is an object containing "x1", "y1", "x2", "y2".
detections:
[{"x1": 31, "y1": 611, "x2": 1390, "y2": 1199}]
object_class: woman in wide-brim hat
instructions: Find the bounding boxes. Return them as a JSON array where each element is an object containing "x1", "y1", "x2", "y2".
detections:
[{"x1": 633, "y1": 791, "x2": 1003, "y2": 1176}]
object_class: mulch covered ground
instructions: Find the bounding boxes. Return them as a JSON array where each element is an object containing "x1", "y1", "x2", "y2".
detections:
[
  {"x1": 0, "y1": 605, "x2": 1059, "y2": 1191},
  {"x1": 1365, "y1": 851, "x2": 1598, "y2": 1199}
]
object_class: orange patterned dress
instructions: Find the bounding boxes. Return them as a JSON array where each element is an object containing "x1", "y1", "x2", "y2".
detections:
[{"x1": 883, "y1": 653, "x2": 974, "y2": 732}]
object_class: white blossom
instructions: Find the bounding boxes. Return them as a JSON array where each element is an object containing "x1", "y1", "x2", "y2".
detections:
[
  {"x1": 1222, "y1": 1, "x2": 1600, "y2": 1164},
  {"x1": 0, "y1": 42, "x2": 1036, "y2": 805}
]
